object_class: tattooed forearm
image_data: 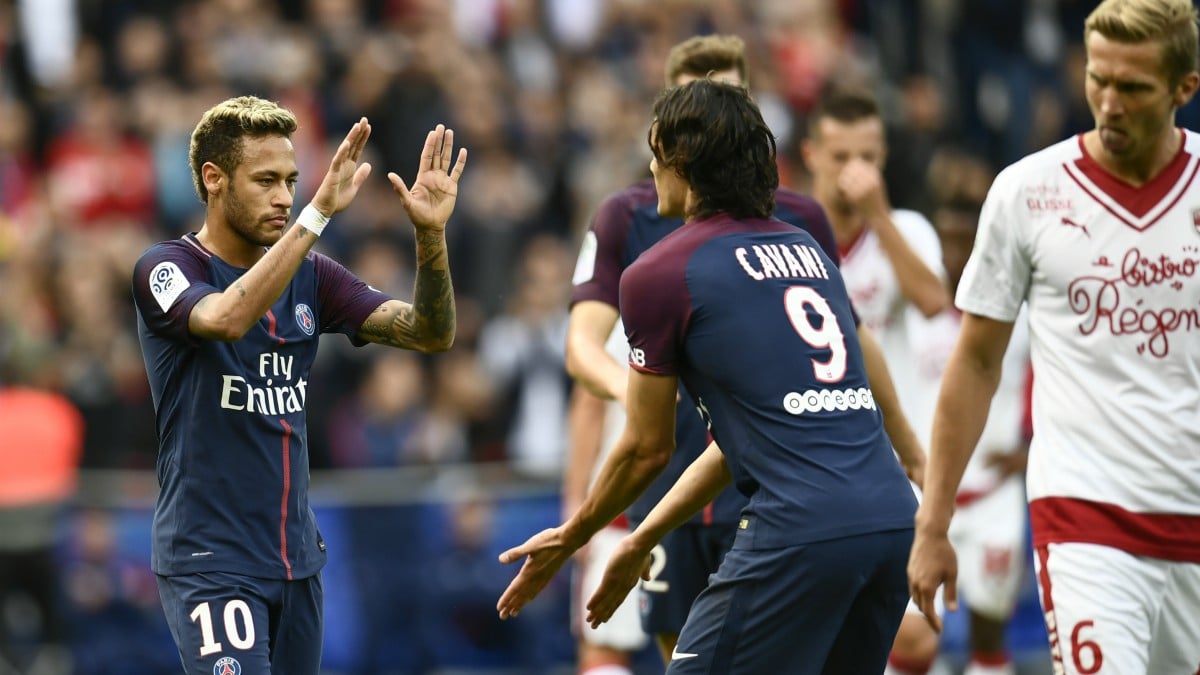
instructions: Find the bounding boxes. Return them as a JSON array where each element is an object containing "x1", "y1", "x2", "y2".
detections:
[
  {"x1": 234, "y1": 281, "x2": 247, "y2": 297},
  {"x1": 358, "y1": 230, "x2": 456, "y2": 351}
]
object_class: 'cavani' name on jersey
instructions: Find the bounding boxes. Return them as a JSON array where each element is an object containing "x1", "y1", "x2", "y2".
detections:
[
  {"x1": 735, "y1": 243, "x2": 830, "y2": 281},
  {"x1": 219, "y1": 352, "x2": 308, "y2": 416}
]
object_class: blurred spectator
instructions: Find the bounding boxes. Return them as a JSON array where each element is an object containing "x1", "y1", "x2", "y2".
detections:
[
  {"x1": 478, "y1": 234, "x2": 574, "y2": 479},
  {"x1": 0, "y1": 381, "x2": 83, "y2": 674}
]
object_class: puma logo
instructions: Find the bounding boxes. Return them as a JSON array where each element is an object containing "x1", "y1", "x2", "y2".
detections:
[{"x1": 1061, "y1": 217, "x2": 1090, "y2": 237}]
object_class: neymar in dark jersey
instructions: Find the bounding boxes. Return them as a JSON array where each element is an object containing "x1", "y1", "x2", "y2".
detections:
[{"x1": 132, "y1": 96, "x2": 465, "y2": 675}]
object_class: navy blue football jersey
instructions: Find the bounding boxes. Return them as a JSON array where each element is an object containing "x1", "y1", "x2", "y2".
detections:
[
  {"x1": 132, "y1": 234, "x2": 389, "y2": 579},
  {"x1": 620, "y1": 215, "x2": 916, "y2": 550},
  {"x1": 572, "y1": 178, "x2": 841, "y2": 525}
]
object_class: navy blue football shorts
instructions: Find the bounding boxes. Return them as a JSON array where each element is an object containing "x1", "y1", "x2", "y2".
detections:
[
  {"x1": 633, "y1": 519, "x2": 737, "y2": 636},
  {"x1": 666, "y1": 528, "x2": 912, "y2": 674},
  {"x1": 157, "y1": 571, "x2": 323, "y2": 675}
]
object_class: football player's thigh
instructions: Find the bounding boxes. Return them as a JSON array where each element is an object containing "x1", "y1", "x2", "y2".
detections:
[
  {"x1": 1146, "y1": 560, "x2": 1200, "y2": 675},
  {"x1": 640, "y1": 524, "x2": 723, "y2": 636},
  {"x1": 271, "y1": 574, "x2": 324, "y2": 675},
  {"x1": 158, "y1": 572, "x2": 273, "y2": 675},
  {"x1": 1036, "y1": 543, "x2": 1161, "y2": 675}
]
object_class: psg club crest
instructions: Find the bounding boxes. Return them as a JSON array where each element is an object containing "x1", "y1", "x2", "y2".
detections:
[
  {"x1": 213, "y1": 657, "x2": 241, "y2": 675},
  {"x1": 294, "y1": 303, "x2": 316, "y2": 336}
]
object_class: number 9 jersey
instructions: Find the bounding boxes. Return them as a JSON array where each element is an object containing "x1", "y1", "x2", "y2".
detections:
[{"x1": 619, "y1": 213, "x2": 917, "y2": 552}]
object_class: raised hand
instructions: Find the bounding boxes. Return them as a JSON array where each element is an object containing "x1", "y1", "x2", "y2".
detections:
[
  {"x1": 496, "y1": 526, "x2": 575, "y2": 620},
  {"x1": 389, "y1": 124, "x2": 468, "y2": 231},
  {"x1": 311, "y1": 117, "x2": 373, "y2": 216},
  {"x1": 585, "y1": 535, "x2": 651, "y2": 629}
]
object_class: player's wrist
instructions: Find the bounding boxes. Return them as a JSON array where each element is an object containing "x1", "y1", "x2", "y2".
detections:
[
  {"x1": 913, "y1": 503, "x2": 953, "y2": 535},
  {"x1": 297, "y1": 203, "x2": 331, "y2": 236}
]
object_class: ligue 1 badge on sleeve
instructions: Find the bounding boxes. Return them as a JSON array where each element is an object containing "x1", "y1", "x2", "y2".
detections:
[
  {"x1": 294, "y1": 303, "x2": 316, "y2": 336},
  {"x1": 213, "y1": 656, "x2": 241, "y2": 675}
]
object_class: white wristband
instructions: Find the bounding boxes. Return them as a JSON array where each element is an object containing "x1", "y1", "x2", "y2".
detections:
[{"x1": 297, "y1": 204, "x2": 331, "y2": 236}]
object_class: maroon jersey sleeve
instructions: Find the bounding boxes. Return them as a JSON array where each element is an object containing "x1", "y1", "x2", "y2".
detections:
[
  {"x1": 312, "y1": 251, "x2": 392, "y2": 345},
  {"x1": 131, "y1": 242, "x2": 221, "y2": 344},
  {"x1": 618, "y1": 242, "x2": 691, "y2": 376},
  {"x1": 572, "y1": 191, "x2": 635, "y2": 308}
]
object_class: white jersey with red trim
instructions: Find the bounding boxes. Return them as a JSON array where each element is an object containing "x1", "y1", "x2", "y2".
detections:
[
  {"x1": 916, "y1": 306, "x2": 1030, "y2": 495},
  {"x1": 958, "y1": 131, "x2": 1200, "y2": 522},
  {"x1": 840, "y1": 209, "x2": 946, "y2": 447}
]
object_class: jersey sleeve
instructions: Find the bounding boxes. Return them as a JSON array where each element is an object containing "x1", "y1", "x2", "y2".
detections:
[
  {"x1": 955, "y1": 168, "x2": 1031, "y2": 321},
  {"x1": 572, "y1": 193, "x2": 632, "y2": 308},
  {"x1": 131, "y1": 243, "x2": 220, "y2": 344},
  {"x1": 312, "y1": 252, "x2": 393, "y2": 345},
  {"x1": 618, "y1": 253, "x2": 689, "y2": 376}
]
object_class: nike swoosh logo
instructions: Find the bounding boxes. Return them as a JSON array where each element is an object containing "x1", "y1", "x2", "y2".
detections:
[{"x1": 671, "y1": 649, "x2": 699, "y2": 660}]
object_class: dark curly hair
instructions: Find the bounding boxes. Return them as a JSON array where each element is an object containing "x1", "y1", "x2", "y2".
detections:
[{"x1": 649, "y1": 80, "x2": 777, "y2": 220}]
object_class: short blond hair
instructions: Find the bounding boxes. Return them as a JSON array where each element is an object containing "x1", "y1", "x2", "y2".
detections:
[
  {"x1": 664, "y1": 35, "x2": 748, "y2": 88},
  {"x1": 1086, "y1": 0, "x2": 1199, "y2": 86},
  {"x1": 188, "y1": 96, "x2": 298, "y2": 203}
]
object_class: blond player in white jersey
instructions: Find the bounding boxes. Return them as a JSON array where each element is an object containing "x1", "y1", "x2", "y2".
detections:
[
  {"x1": 803, "y1": 87, "x2": 950, "y2": 675},
  {"x1": 561, "y1": 320, "x2": 649, "y2": 675},
  {"x1": 910, "y1": 1, "x2": 1200, "y2": 673}
]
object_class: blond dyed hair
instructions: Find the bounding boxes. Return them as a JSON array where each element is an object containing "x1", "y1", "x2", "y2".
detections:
[
  {"x1": 664, "y1": 34, "x2": 748, "y2": 88},
  {"x1": 189, "y1": 96, "x2": 298, "y2": 203},
  {"x1": 1086, "y1": 0, "x2": 1200, "y2": 87}
]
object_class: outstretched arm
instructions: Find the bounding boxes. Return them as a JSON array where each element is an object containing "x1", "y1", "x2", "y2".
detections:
[
  {"x1": 357, "y1": 125, "x2": 466, "y2": 352},
  {"x1": 496, "y1": 369, "x2": 678, "y2": 619},
  {"x1": 585, "y1": 440, "x2": 731, "y2": 627},
  {"x1": 908, "y1": 313, "x2": 1013, "y2": 631}
]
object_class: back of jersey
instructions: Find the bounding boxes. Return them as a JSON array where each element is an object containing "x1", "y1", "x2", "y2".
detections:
[{"x1": 621, "y1": 215, "x2": 915, "y2": 551}]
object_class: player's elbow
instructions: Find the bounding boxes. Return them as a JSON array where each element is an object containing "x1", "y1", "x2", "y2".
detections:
[
  {"x1": 416, "y1": 334, "x2": 455, "y2": 353},
  {"x1": 631, "y1": 436, "x2": 673, "y2": 476},
  {"x1": 915, "y1": 288, "x2": 951, "y2": 318}
]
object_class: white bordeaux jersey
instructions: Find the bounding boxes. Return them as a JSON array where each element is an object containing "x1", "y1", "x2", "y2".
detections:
[
  {"x1": 839, "y1": 209, "x2": 946, "y2": 448},
  {"x1": 957, "y1": 131, "x2": 1200, "y2": 562}
]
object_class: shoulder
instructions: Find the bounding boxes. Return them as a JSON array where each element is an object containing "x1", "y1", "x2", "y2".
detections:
[
  {"x1": 991, "y1": 136, "x2": 1083, "y2": 196},
  {"x1": 133, "y1": 238, "x2": 209, "y2": 282},
  {"x1": 773, "y1": 187, "x2": 827, "y2": 222},
  {"x1": 597, "y1": 179, "x2": 658, "y2": 220}
]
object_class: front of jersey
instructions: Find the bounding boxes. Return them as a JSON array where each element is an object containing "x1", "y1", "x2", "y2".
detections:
[
  {"x1": 620, "y1": 215, "x2": 916, "y2": 550},
  {"x1": 132, "y1": 234, "x2": 389, "y2": 579},
  {"x1": 571, "y1": 179, "x2": 839, "y2": 525},
  {"x1": 958, "y1": 131, "x2": 1200, "y2": 562}
]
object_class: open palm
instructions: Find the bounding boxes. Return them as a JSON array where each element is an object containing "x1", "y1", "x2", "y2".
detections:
[
  {"x1": 390, "y1": 124, "x2": 468, "y2": 231},
  {"x1": 311, "y1": 117, "x2": 373, "y2": 216}
]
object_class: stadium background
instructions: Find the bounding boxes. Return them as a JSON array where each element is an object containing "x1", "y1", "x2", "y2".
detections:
[{"x1": 3, "y1": 0, "x2": 1196, "y2": 673}]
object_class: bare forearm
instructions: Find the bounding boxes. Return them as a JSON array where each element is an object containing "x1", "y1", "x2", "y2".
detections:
[
  {"x1": 565, "y1": 330, "x2": 628, "y2": 401},
  {"x1": 628, "y1": 442, "x2": 731, "y2": 551},
  {"x1": 192, "y1": 225, "x2": 319, "y2": 340},
  {"x1": 564, "y1": 433, "x2": 669, "y2": 545},
  {"x1": 408, "y1": 229, "x2": 455, "y2": 349},
  {"x1": 562, "y1": 387, "x2": 605, "y2": 519},
  {"x1": 871, "y1": 217, "x2": 949, "y2": 317}
]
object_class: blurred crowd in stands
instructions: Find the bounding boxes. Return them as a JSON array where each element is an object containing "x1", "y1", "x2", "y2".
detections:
[
  {"x1": 3, "y1": 0, "x2": 1150, "y2": 477},
  {"x1": 2, "y1": 0, "x2": 1197, "y2": 672}
]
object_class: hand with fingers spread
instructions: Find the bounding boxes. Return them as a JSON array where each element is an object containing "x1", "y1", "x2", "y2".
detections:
[
  {"x1": 907, "y1": 518, "x2": 957, "y2": 634},
  {"x1": 311, "y1": 117, "x2": 374, "y2": 217},
  {"x1": 496, "y1": 526, "x2": 578, "y2": 620},
  {"x1": 389, "y1": 124, "x2": 468, "y2": 231},
  {"x1": 584, "y1": 535, "x2": 652, "y2": 629}
]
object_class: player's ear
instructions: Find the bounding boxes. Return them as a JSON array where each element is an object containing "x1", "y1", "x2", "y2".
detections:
[
  {"x1": 202, "y1": 162, "x2": 225, "y2": 197},
  {"x1": 1173, "y1": 71, "x2": 1200, "y2": 108}
]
